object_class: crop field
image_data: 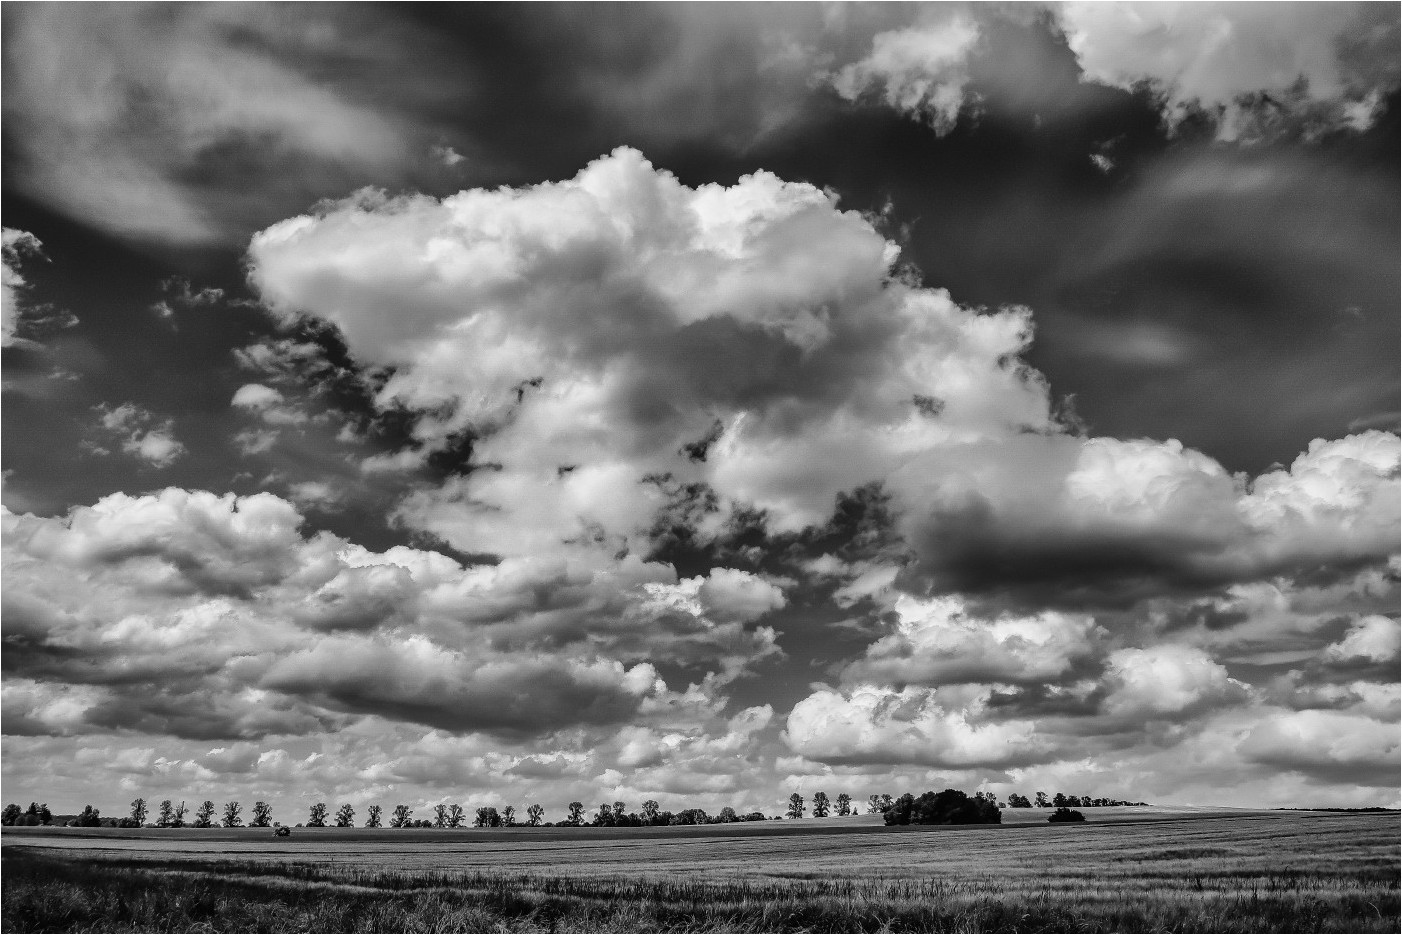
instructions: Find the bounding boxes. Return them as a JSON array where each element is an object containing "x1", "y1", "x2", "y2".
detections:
[{"x1": 3, "y1": 808, "x2": 1397, "y2": 933}]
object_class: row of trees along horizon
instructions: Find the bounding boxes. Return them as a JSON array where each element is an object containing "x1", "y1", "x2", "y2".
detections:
[{"x1": 1, "y1": 791, "x2": 1146, "y2": 829}]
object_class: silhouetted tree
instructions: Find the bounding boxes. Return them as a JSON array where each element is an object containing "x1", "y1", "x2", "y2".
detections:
[
  {"x1": 390, "y1": 805, "x2": 412, "y2": 828},
  {"x1": 433, "y1": 804, "x2": 449, "y2": 828},
  {"x1": 672, "y1": 808, "x2": 709, "y2": 825},
  {"x1": 642, "y1": 800, "x2": 660, "y2": 824},
  {"x1": 878, "y1": 794, "x2": 894, "y2": 811},
  {"x1": 1007, "y1": 793, "x2": 1032, "y2": 808},
  {"x1": 172, "y1": 802, "x2": 187, "y2": 828},
  {"x1": 307, "y1": 803, "x2": 328, "y2": 827},
  {"x1": 194, "y1": 801, "x2": 216, "y2": 828},
  {"x1": 1035, "y1": 792, "x2": 1050, "y2": 807},
  {"x1": 526, "y1": 804, "x2": 544, "y2": 826},
  {"x1": 593, "y1": 803, "x2": 613, "y2": 826},
  {"x1": 221, "y1": 802, "x2": 242, "y2": 828},
  {"x1": 1049, "y1": 807, "x2": 1085, "y2": 823},
  {"x1": 812, "y1": 792, "x2": 831, "y2": 817},
  {"x1": 447, "y1": 804, "x2": 466, "y2": 828},
  {"x1": 251, "y1": 802, "x2": 273, "y2": 828},
  {"x1": 130, "y1": 798, "x2": 148, "y2": 826},
  {"x1": 365, "y1": 805, "x2": 382, "y2": 828},
  {"x1": 1, "y1": 805, "x2": 20, "y2": 826},
  {"x1": 836, "y1": 793, "x2": 852, "y2": 816},
  {"x1": 502, "y1": 805, "x2": 516, "y2": 826},
  {"x1": 157, "y1": 800, "x2": 174, "y2": 827},
  {"x1": 76, "y1": 805, "x2": 102, "y2": 827},
  {"x1": 475, "y1": 807, "x2": 500, "y2": 828},
  {"x1": 566, "y1": 802, "x2": 584, "y2": 826},
  {"x1": 883, "y1": 789, "x2": 1002, "y2": 826},
  {"x1": 867, "y1": 794, "x2": 883, "y2": 814},
  {"x1": 336, "y1": 804, "x2": 355, "y2": 827},
  {"x1": 717, "y1": 806, "x2": 738, "y2": 823},
  {"x1": 787, "y1": 793, "x2": 804, "y2": 819}
]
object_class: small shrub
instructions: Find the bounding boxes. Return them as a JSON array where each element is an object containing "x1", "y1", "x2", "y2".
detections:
[{"x1": 1049, "y1": 807, "x2": 1085, "y2": 823}]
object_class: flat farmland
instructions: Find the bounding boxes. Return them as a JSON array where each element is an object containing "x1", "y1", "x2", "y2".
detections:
[{"x1": 3, "y1": 808, "x2": 1397, "y2": 932}]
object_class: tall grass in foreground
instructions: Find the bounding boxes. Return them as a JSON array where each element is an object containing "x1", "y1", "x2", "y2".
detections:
[{"x1": 4, "y1": 847, "x2": 1397, "y2": 933}]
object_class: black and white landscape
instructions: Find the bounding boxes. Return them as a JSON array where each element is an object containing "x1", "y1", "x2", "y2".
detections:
[{"x1": 3, "y1": 1, "x2": 1398, "y2": 833}]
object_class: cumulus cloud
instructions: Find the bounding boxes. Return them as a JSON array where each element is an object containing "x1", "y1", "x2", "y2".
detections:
[
  {"x1": 827, "y1": 16, "x2": 981, "y2": 132},
  {"x1": 1100, "y1": 644, "x2": 1248, "y2": 719},
  {"x1": 2, "y1": 228, "x2": 44, "y2": 347},
  {"x1": 231, "y1": 383, "x2": 307, "y2": 425},
  {"x1": 841, "y1": 594, "x2": 1103, "y2": 686},
  {"x1": 261, "y1": 637, "x2": 665, "y2": 736},
  {"x1": 90, "y1": 403, "x2": 186, "y2": 468},
  {"x1": 1060, "y1": 2, "x2": 1399, "y2": 139},
  {"x1": 247, "y1": 145, "x2": 1397, "y2": 615},
  {"x1": 897, "y1": 430, "x2": 1399, "y2": 606},
  {"x1": 1237, "y1": 708, "x2": 1399, "y2": 784},
  {"x1": 1323, "y1": 615, "x2": 1400, "y2": 664},
  {"x1": 2, "y1": 487, "x2": 781, "y2": 742},
  {"x1": 820, "y1": 5, "x2": 1398, "y2": 142},
  {"x1": 785, "y1": 684, "x2": 1046, "y2": 769},
  {"x1": 247, "y1": 146, "x2": 1053, "y2": 560}
]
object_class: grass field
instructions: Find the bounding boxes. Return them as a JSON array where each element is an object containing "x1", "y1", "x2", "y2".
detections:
[{"x1": 3, "y1": 808, "x2": 1397, "y2": 932}]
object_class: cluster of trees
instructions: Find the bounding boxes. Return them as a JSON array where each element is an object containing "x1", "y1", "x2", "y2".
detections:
[
  {"x1": 882, "y1": 790, "x2": 1002, "y2": 826},
  {"x1": 1048, "y1": 807, "x2": 1086, "y2": 823},
  {"x1": 1005, "y1": 793, "x2": 1145, "y2": 808},
  {"x1": 1, "y1": 803, "x2": 52, "y2": 826},
  {"x1": 784, "y1": 792, "x2": 861, "y2": 818},
  {"x1": 3, "y1": 788, "x2": 1144, "y2": 831},
  {"x1": 2, "y1": 798, "x2": 774, "y2": 831},
  {"x1": 478, "y1": 801, "x2": 769, "y2": 827}
]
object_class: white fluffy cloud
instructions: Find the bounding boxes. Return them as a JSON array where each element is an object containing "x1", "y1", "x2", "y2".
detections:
[
  {"x1": 785, "y1": 684, "x2": 1045, "y2": 769},
  {"x1": 1060, "y1": 2, "x2": 1397, "y2": 138},
  {"x1": 2, "y1": 488, "x2": 780, "y2": 743},
  {"x1": 1237, "y1": 708, "x2": 1399, "y2": 783},
  {"x1": 246, "y1": 145, "x2": 1397, "y2": 628},
  {"x1": 1324, "y1": 616, "x2": 1400, "y2": 664},
  {"x1": 90, "y1": 403, "x2": 186, "y2": 469},
  {"x1": 249, "y1": 147, "x2": 1053, "y2": 558},
  {"x1": 897, "y1": 429, "x2": 1399, "y2": 602},
  {"x1": 842, "y1": 594, "x2": 1102, "y2": 686},
  {"x1": 1101, "y1": 644, "x2": 1247, "y2": 719},
  {"x1": 2, "y1": 228, "x2": 44, "y2": 347},
  {"x1": 231, "y1": 383, "x2": 307, "y2": 426},
  {"x1": 827, "y1": 17, "x2": 981, "y2": 132}
]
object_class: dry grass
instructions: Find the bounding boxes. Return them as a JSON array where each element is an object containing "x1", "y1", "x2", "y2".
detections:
[{"x1": 3, "y1": 809, "x2": 1396, "y2": 932}]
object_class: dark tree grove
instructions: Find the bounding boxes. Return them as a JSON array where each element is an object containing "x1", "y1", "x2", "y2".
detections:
[{"x1": 882, "y1": 790, "x2": 1002, "y2": 826}]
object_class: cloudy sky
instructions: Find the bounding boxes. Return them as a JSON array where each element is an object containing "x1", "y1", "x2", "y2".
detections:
[{"x1": 3, "y1": 2, "x2": 1398, "y2": 820}]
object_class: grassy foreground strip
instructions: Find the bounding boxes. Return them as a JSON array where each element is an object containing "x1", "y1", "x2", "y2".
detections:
[{"x1": 4, "y1": 844, "x2": 1397, "y2": 934}]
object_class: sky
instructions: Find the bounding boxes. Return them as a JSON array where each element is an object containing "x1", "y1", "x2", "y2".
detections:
[{"x1": 2, "y1": 2, "x2": 1398, "y2": 822}]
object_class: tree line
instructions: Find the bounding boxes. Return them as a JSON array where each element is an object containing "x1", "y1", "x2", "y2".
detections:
[{"x1": 1, "y1": 789, "x2": 1145, "y2": 830}]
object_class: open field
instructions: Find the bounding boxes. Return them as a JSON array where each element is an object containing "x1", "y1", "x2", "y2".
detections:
[{"x1": 3, "y1": 808, "x2": 1397, "y2": 932}]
